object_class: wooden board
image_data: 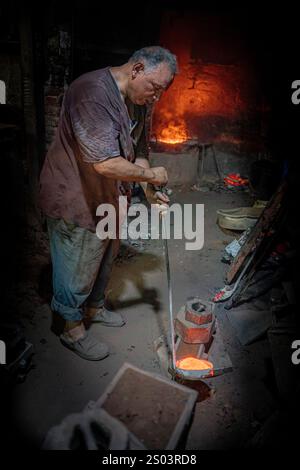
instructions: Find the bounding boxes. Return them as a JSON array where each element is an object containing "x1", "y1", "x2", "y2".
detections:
[{"x1": 226, "y1": 182, "x2": 286, "y2": 284}]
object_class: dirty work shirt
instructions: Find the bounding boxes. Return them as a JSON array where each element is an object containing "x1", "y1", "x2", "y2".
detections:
[{"x1": 39, "y1": 67, "x2": 149, "y2": 231}]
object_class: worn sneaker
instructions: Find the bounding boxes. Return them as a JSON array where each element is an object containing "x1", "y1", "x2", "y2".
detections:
[
  {"x1": 86, "y1": 306, "x2": 125, "y2": 327},
  {"x1": 60, "y1": 330, "x2": 109, "y2": 361}
]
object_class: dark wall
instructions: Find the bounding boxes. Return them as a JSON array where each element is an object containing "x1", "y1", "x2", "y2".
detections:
[
  {"x1": 1, "y1": 2, "x2": 299, "y2": 167},
  {"x1": 71, "y1": 2, "x2": 161, "y2": 77}
]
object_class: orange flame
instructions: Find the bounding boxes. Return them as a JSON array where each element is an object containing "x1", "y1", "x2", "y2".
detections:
[
  {"x1": 176, "y1": 357, "x2": 213, "y2": 371},
  {"x1": 157, "y1": 120, "x2": 189, "y2": 145}
]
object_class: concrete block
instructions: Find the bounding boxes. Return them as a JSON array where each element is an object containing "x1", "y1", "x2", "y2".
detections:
[{"x1": 96, "y1": 362, "x2": 198, "y2": 450}]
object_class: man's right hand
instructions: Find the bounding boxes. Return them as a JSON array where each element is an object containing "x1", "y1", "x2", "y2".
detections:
[{"x1": 148, "y1": 166, "x2": 168, "y2": 186}]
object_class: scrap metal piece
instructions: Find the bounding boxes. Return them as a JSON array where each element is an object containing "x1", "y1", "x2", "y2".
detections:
[{"x1": 213, "y1": 250, "x2": 255, "y2": 303}]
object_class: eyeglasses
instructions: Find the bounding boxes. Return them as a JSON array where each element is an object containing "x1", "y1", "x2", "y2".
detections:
[{"x1": 148, "y1": 79, "x2": 165, "y2": 94}]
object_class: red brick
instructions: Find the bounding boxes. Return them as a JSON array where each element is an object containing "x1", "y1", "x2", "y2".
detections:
[
  {"x1": 185, "y1": 298, "x2": 214, "y2": 325},
  {"x1": 175, "y1": 306, "x2": 216, "y2": 344}
]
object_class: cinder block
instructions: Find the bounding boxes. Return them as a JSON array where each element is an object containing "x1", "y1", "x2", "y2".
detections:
[
  {"x1": 185, "y1": 298, "x2": 214, "y2": 325},
  {"x1": 175, "y1": 306, "x2": 216, "y2": 344}
]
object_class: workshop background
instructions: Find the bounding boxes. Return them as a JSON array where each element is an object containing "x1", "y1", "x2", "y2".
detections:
[{"x1": 0, "y1": 1, "x2": 300, "y2": 450}]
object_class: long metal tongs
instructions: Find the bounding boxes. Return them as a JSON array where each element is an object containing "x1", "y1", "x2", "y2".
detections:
[
  {"x1": 158, "y1": 202, "x2": 214, "y2": 381},
  {"x1": 160, "y1": 209, "x2": 176, "y2": 373}
]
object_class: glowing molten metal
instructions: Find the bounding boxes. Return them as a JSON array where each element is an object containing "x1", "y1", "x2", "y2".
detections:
[{"x1": 176, "y1": 357, "x2": 214, "y2": 371}]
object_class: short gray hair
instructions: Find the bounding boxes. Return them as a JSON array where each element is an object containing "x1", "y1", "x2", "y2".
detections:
[{"x1": 129, "y1": 46, "x2": 178, "y2": 76}]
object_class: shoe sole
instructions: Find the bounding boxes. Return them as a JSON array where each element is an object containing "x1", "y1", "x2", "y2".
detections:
[{"x1": 60, "y1": 338, "x2": 109, "y2": 361}]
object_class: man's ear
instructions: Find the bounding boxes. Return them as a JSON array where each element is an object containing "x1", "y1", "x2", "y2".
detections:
[{"x1": 132, "y1": 62, "x2": 144, "y2": 79}]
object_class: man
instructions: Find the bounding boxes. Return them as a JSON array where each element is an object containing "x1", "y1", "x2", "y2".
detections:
[{"x1": 39, "y1": 46, "x2": 177, "y2": 360}]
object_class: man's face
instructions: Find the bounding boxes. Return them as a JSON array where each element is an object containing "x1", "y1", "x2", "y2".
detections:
[{"x1": 128, "y1": 62, "x2": 174, "y2": 105}]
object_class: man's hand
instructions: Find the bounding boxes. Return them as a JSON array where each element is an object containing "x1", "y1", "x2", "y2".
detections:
[
  {"x1": 148, "y1": 166, "x2": 168, "y2": 186},
  {"x1": 134, "y1": 157, "x2": 169, "y2": 202},
  {"x1": 145, "y1": 184, "x2": 170, "y2": 206}
]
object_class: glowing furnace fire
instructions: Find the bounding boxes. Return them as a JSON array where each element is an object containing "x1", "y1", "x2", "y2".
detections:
[
  {"x1": 176, "y1": 357, "x2": 214, "y2": 372},
  {"x1": 157, "y1": 120, "x2": 189, "y2": 145}
]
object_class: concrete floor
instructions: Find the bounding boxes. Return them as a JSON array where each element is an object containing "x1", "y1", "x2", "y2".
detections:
[{"x1": 11, "y1": 187, "x2": 276, "y2": 449}]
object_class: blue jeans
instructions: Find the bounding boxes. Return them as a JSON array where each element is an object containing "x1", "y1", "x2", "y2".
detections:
[{"x1": 47, "y1": 217, "x2": 120, "y2": 321}]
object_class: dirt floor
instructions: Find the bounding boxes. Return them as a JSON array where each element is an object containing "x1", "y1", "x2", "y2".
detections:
[{"x1": 9, "y1": 186, "x2": 278, "y2": 449}]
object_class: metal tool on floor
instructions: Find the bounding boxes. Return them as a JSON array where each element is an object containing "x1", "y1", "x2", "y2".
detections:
[{"x1": 213, "y1": 249, "x2": 256, "y2": 303}]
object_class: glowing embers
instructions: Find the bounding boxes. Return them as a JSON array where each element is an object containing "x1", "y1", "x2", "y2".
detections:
[
  {"x1": 176, "y1": 357, "x2": 213, "y2": 372},
  {"x1": 157, "y1": 120, "x2": 189, "y2": 145}
]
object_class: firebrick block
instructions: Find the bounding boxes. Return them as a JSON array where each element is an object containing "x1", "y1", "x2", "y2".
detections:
[
  {"x1": 185, "y1": 298, "x2": 214, "y2": 325},
  {"x1": 175, "y1": 306, "x2": 216, "y2": 344}
]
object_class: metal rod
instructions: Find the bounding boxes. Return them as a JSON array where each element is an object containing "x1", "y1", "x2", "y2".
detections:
[{"x1": 161, "y1": 213, "x2": 176, "y2": 372}]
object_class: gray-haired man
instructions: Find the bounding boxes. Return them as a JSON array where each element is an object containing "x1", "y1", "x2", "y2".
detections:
[{"x1": 39, "y1": 46, "x2": 177, "y2": 360}]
